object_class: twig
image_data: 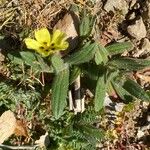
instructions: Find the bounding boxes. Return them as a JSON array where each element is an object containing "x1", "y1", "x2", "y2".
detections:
[{"x1": 0, "y1": 144, "x2": 38, "y2": 150}]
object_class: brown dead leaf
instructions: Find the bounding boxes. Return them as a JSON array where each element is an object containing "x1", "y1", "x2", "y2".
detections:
[
  {"x1": 0, "y1": 110, "x2": 16, "y2": 144},
  {"x1": 54, "y1": 12, "x2": 79, "y2": 51},
  {"x1": 100, "y1": 27, "x2": 119, "y2": 46},
  {"x1": 14, "y1": 120, "x2": 29, "y2": 137}
]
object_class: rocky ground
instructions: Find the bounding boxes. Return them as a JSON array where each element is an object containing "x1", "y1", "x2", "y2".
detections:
[{"x1": 0, "y1": 0, "x2": 150, "y2": 149}]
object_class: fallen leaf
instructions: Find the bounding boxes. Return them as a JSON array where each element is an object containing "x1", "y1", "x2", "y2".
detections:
[
  {"x1": 14, "y1": 120, "x2": 29, "y2": 137},
  {"x1": 0, "y1": 110, "x2": 16, "y2": 144}
]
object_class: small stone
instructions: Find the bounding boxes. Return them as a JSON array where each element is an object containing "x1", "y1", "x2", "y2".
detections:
[
  {"x1": 128, "y1": 12, "x2": 136, "y2": 20},
  {"x1": 115, "y1": 103, "x2": 124, "y2": 112},
  {"x1": 127, "y1": 17, "x2": 147, "y2": 40},
  {"x1": 129, "y1": 0, "x2": 137, "y2": 9},
  {"x1": 35, "y1": 132, "x2": 50, "y2": 148},
  {"x1": 137, "y1": 130, "x2": 145, "y2": 139},
  {"x1": 104, "y1": 0, "x2": 128, "y2": 15},
  {"x1": 141, "y1": 38, "x2": 150, "y2": 53}
]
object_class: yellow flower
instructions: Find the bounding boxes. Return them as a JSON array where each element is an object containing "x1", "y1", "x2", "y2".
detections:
[{"x1": 25, "y1": 28, "x2": 69, "y2": 57}]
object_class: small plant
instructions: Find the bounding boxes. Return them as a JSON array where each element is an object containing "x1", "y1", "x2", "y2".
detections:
[{"x1": 0, "y1": 7, "x2": 150, "y2": 150}]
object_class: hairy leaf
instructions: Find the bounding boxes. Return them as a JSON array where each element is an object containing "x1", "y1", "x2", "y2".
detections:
[
  {"x1": 106, "y1": 42, "x2": 133, "y2": 55},
  {"x1": 36, "y1": 54, "x2": 53, "y2": 72},
  {"x1": 81, "y1": 63, "x2": 100, "y2": 81},
  {"x1": 94, "y1": 73, "x2": 106, "y2": 111},
  {"x1": 112, "y1": 81, "x2": 133, "y2": 102},
  {"x1": 65, "y1": 42, "x2": 96, "y2": 65},
  {"x1": 70, "y1": 66, "x2": 81, "y2": 84},
  {"x1": 51, "y1": 54, "x2": 67, "y2": 73},
  {"x1": 51, "y1": 69, "x2": 69, "y2": 119},
  {"x1": 79, "y1": 9, "x2": 95, "y2": 37},
  {"x1": 123, "y1": 78, "x2": 150, "y2": 101},
  {"x1": 108, "y1": 57, "x2": 150, "y2": 71},
  {"x1": 95, "y1": 44, "x2": 109, "y2": 65},
  {"x1": 20, "y1": 51, "x2": 37, "y2": 66}
]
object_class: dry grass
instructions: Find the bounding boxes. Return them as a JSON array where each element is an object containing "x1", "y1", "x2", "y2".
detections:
[
  {"x1": 0, "y1": 0, "x2": 98, "y2": 34},
  {"x1": 0, "y1": 0, "x2": 74, "y2": 33}
]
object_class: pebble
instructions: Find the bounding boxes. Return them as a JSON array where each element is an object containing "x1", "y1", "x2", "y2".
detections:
[
  {"x1": 141, "y1": 38, "x2": 150, "y2": 53},
  {"x1": 137, "y1": 130, "x2": 145, "y2": 139},
  {"x1": 129, "y1": 0, "x2": 137, "y2": 9},
  {"x1": 127, "y1": 17, "x2": 147, "y2": 40},
  {"x1": 104, "y1": 0, "x2": 128, "y2": 15}
]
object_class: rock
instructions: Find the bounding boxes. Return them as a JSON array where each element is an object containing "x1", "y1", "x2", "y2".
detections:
[
  {"x1": 35, "y1": 132, "x2": 50, "y2": 148},
  {"x1": 127, "y1": 17, "x2": 147, "y2": 40},
  {"x1": 129, "y1": 0, "x2": 137, "y2": 9},
  {"x1": 115, "y1": 103, "x2": 124, "y2": 112},
  {"x1": 128, "y1": 12, "x2": 136, "y2": 20},
  {"x1": 141, "y1": 38, "x2": 150, "y2": 53},
  {"x1": 104, "y1": 0, "x2": 128, "y2": 15},
  {"x1": 54, "y1": 12, "x2": 79, "y2": 51},
  {"x1": 137, "y1": 130, "x2": 145, "y2": 139}
]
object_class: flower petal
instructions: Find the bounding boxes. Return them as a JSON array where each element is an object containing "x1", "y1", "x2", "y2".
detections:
[
  {"x1": 54, "y1": 41, "x2": 69, "y2": 51},
  {"x1": 25, "y1": 38, "x2": 42, "y2": 51},
  {"x1": 51, "y1": 30, "x2": 66, "y2": 44},
  {"x1": 51, "y1": 30, "x2": 69, "y2": 51},
  {"x1": 35, "y1": 28, "x2": 51, "y2": 46}
]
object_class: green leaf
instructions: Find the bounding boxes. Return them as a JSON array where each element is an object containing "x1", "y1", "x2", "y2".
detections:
[
  {"x1": 20, "y1": 51, "x2": 53, "y2": 72},
  {"x1": 94, "y1": 72, "x2": 106, "y2": 111},
  {"x1": 65, "y1": 42, "x2": 96, "y2": 65},
  {"x1": 20, "y1": 51, "x2": 37, "y2": 66},
  {"x1": 51, "y1": 69, "x2": 69, "y2": 119},
  {"x1": 108, "y1": 57, "x2": 150, "y2": 71},
  {"x1": 70, "y1": 66, "x2": 81, "y2": 84},
  {"x1": 106, "y1": 42, "x2": 133, "y2": 55},
  {"x1": 94, "y1": 44, "x2": 109, "y2": 65},
  {"x1": 51, "y1": 54, "x2": 67, "y2": 73},
  {"x1": 7, "y1": 52, "x2": 24, "y2": 65},
  {"x1": 106, "y1": 69, "x2": 119, "y2": 82},
  {"x1": 35, "y1": 54, "x2": 53, "y2": 73},
  {"x1": 81, "y1": 63, "x2": 100, "y2": 81},
  {"x1": 94, "y1": 49, "x2": 103, "y2": 65},
  {"x1": 123, "y1": 78, "x2": 150, "y2": 101},
  {"x1": 78, "y1": 124, "x2": 104, "y2": 142},
  {"x1": 112, "y1": 81, "x2": 133, "y2": 102},
  {"x1": 79, "y1": 9, "x2": 95, "y2": 37}
]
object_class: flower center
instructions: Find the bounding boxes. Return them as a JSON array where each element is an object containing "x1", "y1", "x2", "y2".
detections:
[
  {"x1": 39, "y1": 46, "x2": 45, "y2": 50},
  {"x1": 45, "y1": 49, "x2": 49, "y2": 52},
  {"x1": 51, "y1": 43, "x2": 55, "y2": 46},
  {"x1": 43, "y1": 42, "x2": 47, "y2": 45}
]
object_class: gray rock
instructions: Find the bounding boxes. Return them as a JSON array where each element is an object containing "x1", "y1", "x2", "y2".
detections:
[
  {"x1": 127, "y1": 17, "x2": 147, "y2": 40},
  {"x1": 104, "y1": 0, "x2": 128, "y2": 15},
  {"x1": 137, "y1": 130, "x2": 145, "y2": 139},
  {"x1": 129, "y1": 0, "x2": 137, "y2": 9},
  {"x1": 141, "y1": 38, "x2": 150, "y2": 53}
]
